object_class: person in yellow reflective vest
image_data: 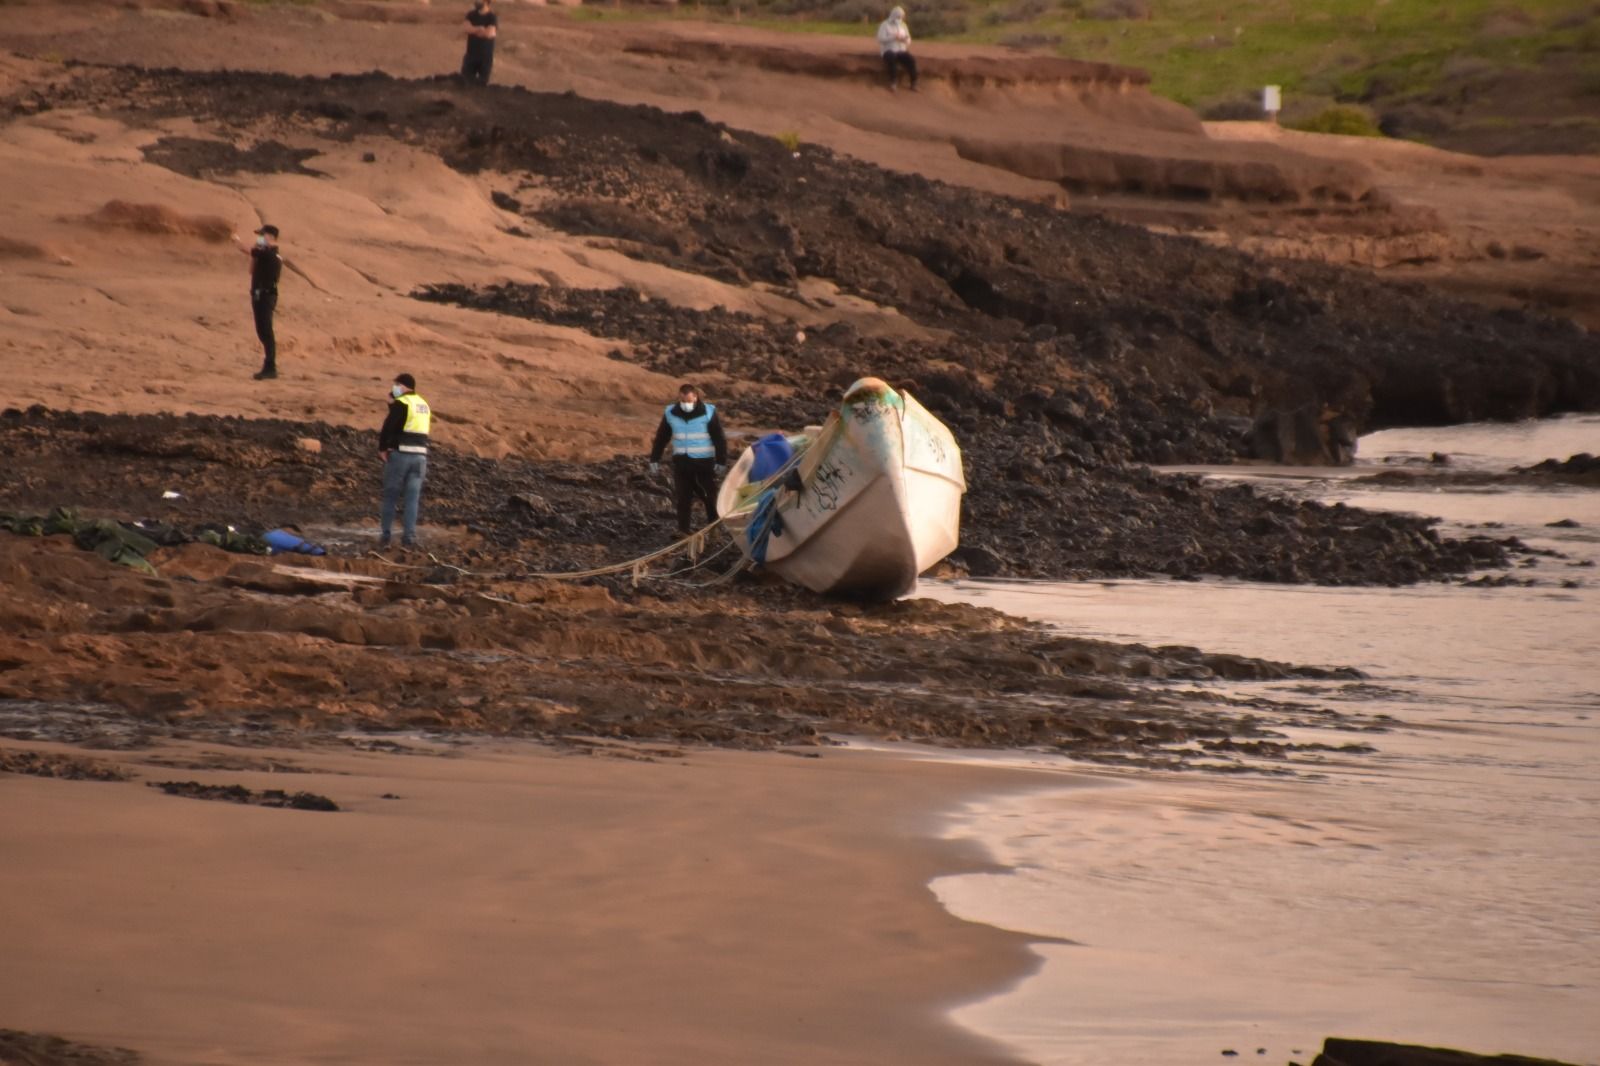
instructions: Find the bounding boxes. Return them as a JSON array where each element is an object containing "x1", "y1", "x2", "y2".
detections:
[{"x1": 378, "y1": 373, "x2": 431, "y2": 550}]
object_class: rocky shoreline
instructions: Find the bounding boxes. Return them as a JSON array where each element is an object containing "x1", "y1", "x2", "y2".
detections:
[
  {"x1": 1, "y1": 57, "x2": 1586, "y2": 765},
  {"x1": 0, "y1": 403, "x2": 1527, "y2": 587},
  {"x1": 0, "y1": 517, "x2": 1389, "y2": 772}
]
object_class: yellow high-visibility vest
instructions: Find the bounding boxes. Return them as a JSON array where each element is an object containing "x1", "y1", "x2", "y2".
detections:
[{"x1": 397, "y1": 393, "x2": 431, "y2": 453}]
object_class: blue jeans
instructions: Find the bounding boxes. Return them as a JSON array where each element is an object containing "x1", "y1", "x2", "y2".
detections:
[{"x1": 381, "y1": 452, "x2": 428, "y2": 545}]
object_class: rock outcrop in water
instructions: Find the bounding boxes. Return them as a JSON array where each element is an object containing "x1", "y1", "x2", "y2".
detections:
[
  {"x1": 1245, "y1": 406, "x2": 1359, "y2": 466},
  {"x1": 0, "y1": 1029, "x2": 139, "y2": 1065},
  {"x1": 1519, "y1": 453, "x2": 1600, "y2": 486},
  {"x1": 1312, "y1": 1038, "x2": 1579, "y2": 1066}
]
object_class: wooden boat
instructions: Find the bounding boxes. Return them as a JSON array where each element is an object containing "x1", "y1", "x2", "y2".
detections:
[{"x1": 716, "y1": 377, "x2": 966, "y2": 600}]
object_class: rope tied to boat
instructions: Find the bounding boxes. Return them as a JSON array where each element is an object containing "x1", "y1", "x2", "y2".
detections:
[
  {"x1": 362, "y1": 432, "x2": 819, "y2": 587},
  {"x1": 521, "y1": 439, "x2": 819, "y2": 578},
  {"x1": 746, "y1": 490, "x2": 785, "y2": 565}
]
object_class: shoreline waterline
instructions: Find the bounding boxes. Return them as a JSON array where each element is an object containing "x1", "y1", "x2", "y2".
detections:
[
  {"x1": 913, "y1": 416, "x2": 1600, "y2": 1066},
  {"x1": 913, "y1": 573, "x2": 1600, "y2": 1064}
]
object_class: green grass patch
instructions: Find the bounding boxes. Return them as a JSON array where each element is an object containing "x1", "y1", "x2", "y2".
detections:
[
  {"x1": 561, "y1": 0, "x2": 1596, "y2": 116},
  {"x1": 1287, "y1": 104, "x2": 1384, "y2": 137}
]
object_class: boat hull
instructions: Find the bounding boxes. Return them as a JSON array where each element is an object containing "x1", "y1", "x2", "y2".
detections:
[{"x1": 718, "y1": 379, "x2": 965, "y2": 600}]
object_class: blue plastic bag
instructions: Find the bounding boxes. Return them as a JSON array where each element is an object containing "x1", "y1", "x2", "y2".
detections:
[
  {"x1": 748, "y1": 433, "x2": 794, "y2": 482},
  {"x1": 262, "y1": 528, "x2": 327, "y2": 556}
]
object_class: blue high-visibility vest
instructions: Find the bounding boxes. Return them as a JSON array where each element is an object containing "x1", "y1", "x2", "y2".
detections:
[{"x1": 665, "y1": 403, "x2": 716, "y2": 459}]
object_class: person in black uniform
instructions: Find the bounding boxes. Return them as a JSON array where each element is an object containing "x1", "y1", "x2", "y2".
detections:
[
  {"x1": 233, "y1": 224, "x2": 282, "y2": 380},
  {"x1": 461, "y1": 0, "x2": 498, "y2": 86}
]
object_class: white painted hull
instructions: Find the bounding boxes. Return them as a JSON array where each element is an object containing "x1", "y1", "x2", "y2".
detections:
[{"x1": 718, "y1": 379, "x2": 965, "y2": 600}]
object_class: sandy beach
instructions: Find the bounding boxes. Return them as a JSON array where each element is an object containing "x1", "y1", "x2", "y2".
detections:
[{"x1": 2, "y1": 737, "x2": 1042, "y2": 1065}]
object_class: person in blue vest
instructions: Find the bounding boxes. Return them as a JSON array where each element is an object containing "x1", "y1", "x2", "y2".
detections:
[{"x1": 649, "y1": 383, "x2": 728, "y2": 536}]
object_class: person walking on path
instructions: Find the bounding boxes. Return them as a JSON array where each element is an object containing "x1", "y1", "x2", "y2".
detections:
[
  {"x1": 232, "y1": 224, "x2": 282, "y2": 380},
  {"x1": 877, "y1": 7, "x2": 918, "y2": 92},
  {"x1": 378, "y1": 373, "x2": 432, "y2": 550},
  {"x1": 461, "y1": 0, "x2": 498, "y2": 86},
  {"x1": 649, "y1": 383, "x2": 728, "y2": 536}
]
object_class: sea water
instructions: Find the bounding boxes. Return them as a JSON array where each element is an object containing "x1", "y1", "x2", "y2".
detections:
[{"x1": 921, "y1": 415, "x2": 1600, "y2": 1065}]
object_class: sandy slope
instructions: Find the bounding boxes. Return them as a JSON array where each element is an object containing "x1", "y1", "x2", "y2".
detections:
[
  {"x1": 1204, "y1": 120, "x2": 1600, "y2": 324},
  {"x1": 4, "y1": 1, "x2": 1594, "y2": 326},
  {"x1": 0, "y1": 2, "x2": 1594, "y2": 467},
  {"x1": 1, "y1": 37, "x2": 958, "y2": 458},
  {"x1": 0, "y1": 67, "x2": 884, "y2": 459}
]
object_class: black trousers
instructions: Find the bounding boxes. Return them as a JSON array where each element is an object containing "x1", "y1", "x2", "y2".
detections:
[
  {"x1": 672, "y1": 456, "x2": 719, "y2": 533},
  {"x1": 883, "y1": 51, "x2": 917, "y2": 88},
  {"x1": 252, "y1": 289, "x2": 277, "y2": 372},
  {"x1": 462, "y1": 44, "x2": 494, "y2": 85}
]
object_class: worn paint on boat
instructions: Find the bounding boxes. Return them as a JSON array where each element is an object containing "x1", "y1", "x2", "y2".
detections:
[{"x1": 717, "y1": 377, "x2": 966, "y2": 600}]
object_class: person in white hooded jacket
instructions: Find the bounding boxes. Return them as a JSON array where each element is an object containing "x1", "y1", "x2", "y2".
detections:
[{"x1": 876, "y1": 6, "x2": 918, "y2": 92}]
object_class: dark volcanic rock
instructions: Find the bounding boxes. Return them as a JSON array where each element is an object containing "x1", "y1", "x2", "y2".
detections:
[
  {"x1": 402, "y1": 286, "x2": 1514, "y2": 584},
  {"x1": 0, "y1": 747, "x2": 130, "y2": 781},
  {"x1": 1312, "y1": 1037, "x2": 1578, "y2": 1066},
  {"x1": 0, "y1": 406, "x2": 1517, "y2": 586},
  {"x1": 1246, "y1": 405, "x2": 1359, "y2": 465},
  {"x1": 149, "y1": 780, "x2": 339, "y2": 811},
  {"x1": 0, "y1": 1029, "x2": 141, "y2": 1065},
  {"x1": 1, "y1": 530, "x2": 1389, "y2": 771},
  {"x1": 140, "y1": 135, "x2": 324, "y2": 178},
  {"x1": 1520, "y1": 452, "x2": 1600, "y2": 485},
  {"x1": 9, "y1": 66, "x2": 1588, "y2": 586}
]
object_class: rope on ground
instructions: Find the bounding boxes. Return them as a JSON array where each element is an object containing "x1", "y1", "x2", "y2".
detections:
[
  {"x1": 362, "y1": 550, "x2": 480, "y2": 576},
  {"x1": 514, "y1": 444, "x2": 809, "y2": 583},
  {"x1": 677, "y1": 554, "x2": 753, "y2": 589},
  {"x1": 354, "y1": 443, "x2": 813, "y2": 588},
  {"x1": 513, "y1": 518, "x2": 731, "y2": 582},
  {"x1": 363, "y1": 550, "x2": 423, "y2": 569},
  {"x1": 360, "y1": 529, "x2": 740, "y2": 586},
  {"x1": 652, "y1": 538, "x2": 737, "y2": 579}
]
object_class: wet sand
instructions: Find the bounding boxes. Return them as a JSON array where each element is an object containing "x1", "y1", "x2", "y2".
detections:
[{"x1": 0, "y1": 737, "x2": 1038, "y2": 1065}]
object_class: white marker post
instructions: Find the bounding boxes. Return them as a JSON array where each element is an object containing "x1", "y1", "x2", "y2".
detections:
[{"x1": 1263, "y1": 84, "x2": 1282, "y2": 124}]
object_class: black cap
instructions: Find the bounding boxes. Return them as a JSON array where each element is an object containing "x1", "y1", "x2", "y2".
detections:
[
  {"x1": 255, "y1": 224, "x2": 279, "y2": 238},
  {"x1": 395, "y1": 373, "x2": 416, "y2": 390}
]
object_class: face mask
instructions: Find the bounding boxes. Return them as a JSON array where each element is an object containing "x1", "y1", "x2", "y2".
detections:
[
  {"x1": 678, "y1": 400, "x2": 696, "y2": 413},
  {"x1": 255, "y1": 236, "x2": 268, "y2": 248},
  {"x1": 392, "y1": 385, "x2": 407, "y2": 399}
]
